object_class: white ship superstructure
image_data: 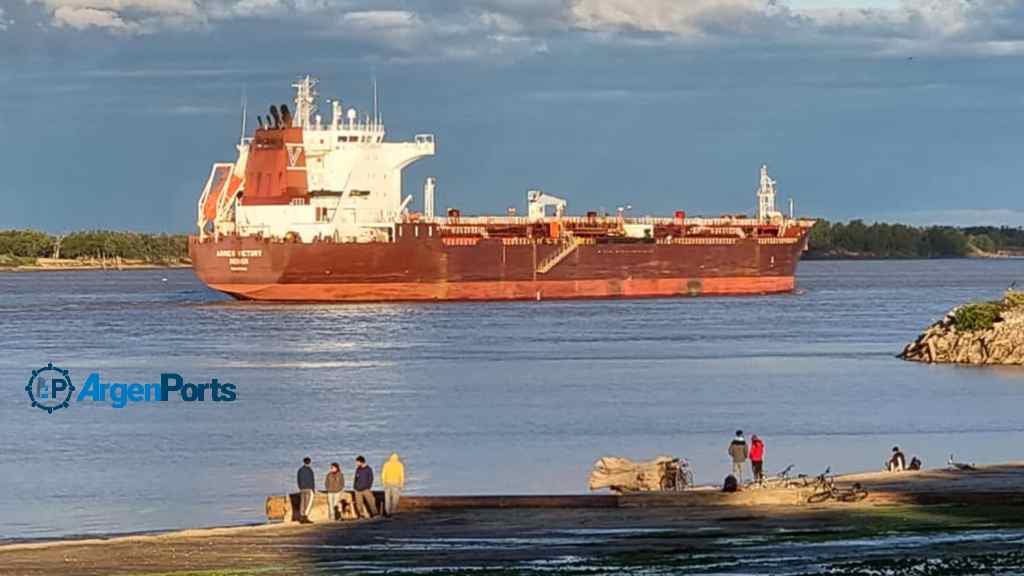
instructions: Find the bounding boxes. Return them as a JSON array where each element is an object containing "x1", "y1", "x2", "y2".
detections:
[{"x1": 197, "y1": 75, "x2": 435, "y2": 243}]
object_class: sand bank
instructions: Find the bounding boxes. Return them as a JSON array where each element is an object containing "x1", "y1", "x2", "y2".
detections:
[{"x1": 3, "y1": 463, "x2": 1024, "y2": 575}]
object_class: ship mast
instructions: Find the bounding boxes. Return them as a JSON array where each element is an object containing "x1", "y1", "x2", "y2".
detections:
[
  {"x1": 757, "y1": 164, "x2": 779, "y2": 223},
  {"x1": 291, "y1": 75, "x2": 318, "y2": 129}
]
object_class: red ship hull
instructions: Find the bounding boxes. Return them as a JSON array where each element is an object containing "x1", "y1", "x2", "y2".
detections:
[{"x1": 189, "y1": 229, "x2": 808, "y2": 302}]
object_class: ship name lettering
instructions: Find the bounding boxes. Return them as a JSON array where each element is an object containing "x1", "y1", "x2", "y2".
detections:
[{"x1": 216, "y1": 249, "x2": 262, "y2": 258}]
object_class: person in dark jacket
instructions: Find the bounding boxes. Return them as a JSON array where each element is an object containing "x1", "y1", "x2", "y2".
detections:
[
  {"x1": 325, "y1": 463, "x2": 345, "y2": 521},
  {"x1": 722, "y1": 474, "x2": 739, "y2": 493},
  {"x1": 297, "y1": 457, "x2": 315, "y2": 523},
  {"x1": 888, "y1": 446, "x2": 907, "y2": 472},
  {"x1": 353, "y1": 455, "x2": 376, "y2": 518},
  {"x1": 749, "y1": 435, "x2": 765, "y2": 483},
  {"x1": 728, "y1": 430, "x2": 749, "y2": 484}
]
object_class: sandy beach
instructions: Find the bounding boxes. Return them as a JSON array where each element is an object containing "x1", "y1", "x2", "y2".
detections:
[{"x1": 4, "y1": 463, "x2": 1024, "y2": 575}]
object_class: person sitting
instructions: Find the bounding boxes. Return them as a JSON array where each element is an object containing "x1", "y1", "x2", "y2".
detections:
[
  {"x1": 887, "y1": 446, "x2": 907, "y2": 472},
  {"x1": 908, "y1": 456, "x2": 922, "y2": 471},
  {"x1": 722, "y1": 474, "x2": 739, "y2": 493}
]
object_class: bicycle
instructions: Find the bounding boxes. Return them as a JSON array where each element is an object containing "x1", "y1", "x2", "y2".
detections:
[
  {"x1": 660, "y1": 458, "x2": 695, "y2": 491},
  {"x1": 753, "y1": 464, "x2": 794, "y2": 488},
  {"x1": 806, "y1": 468, "x2": 868, "y2": 503},
  {"x1": 755, "y1": 464, "x2": 816, "y2": 489}
]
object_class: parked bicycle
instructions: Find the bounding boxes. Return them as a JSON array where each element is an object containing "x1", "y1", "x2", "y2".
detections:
[
  {"x1": 660, "y1": 458, "x2": 695, "y2": 491},
  {"x1": 754, "y1": 464, "x2": 814, "y2": 489},
  {"x1": 806, "y1": 467, "x2": 868, "y2": 503}
]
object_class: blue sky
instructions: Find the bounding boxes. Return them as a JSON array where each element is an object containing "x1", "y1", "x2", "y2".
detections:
[{"x1": 3, "y1": 0, "x2": 1024, "y2": 232}]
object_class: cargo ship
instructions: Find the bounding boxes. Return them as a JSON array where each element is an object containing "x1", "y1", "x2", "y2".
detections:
[{"x1": 190, "y1": 76, "x2": 814, "y2": 302}]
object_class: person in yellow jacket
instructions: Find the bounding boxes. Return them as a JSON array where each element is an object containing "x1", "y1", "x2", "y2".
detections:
[{"x1": 381, "y1": 453, "x2": 406, "y2": 517}]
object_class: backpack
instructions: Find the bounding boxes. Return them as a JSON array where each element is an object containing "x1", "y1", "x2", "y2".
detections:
[{"x1": 722, "y1": 474, "x2": 739, "y2": 493}]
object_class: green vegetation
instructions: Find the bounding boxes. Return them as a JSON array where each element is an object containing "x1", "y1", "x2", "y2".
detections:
[
  {"x1": 1006, "y1": 290, "x2": 1024, "y2": 308},
  {"x1": 950, "y1": 290, "x2": 1024, "y2": 332},
  {"x1": 0, "y1": 229, "x2": 189, "y2": 266},
  {"x1": 0, "y1": 230, "x2": 54, "y2": 258},
  {"x1": 807, "y1": 220, "x2": 1024, "y2": 259},
  {"x1": 953, "y1": 302, "x2": 1004, "y2": 332},
  {"x1": 59, "y1": 231, "x2": 189, "y2": 263},
  {"x1": 0, "y1": 254, "x2": 38, "y2": 268}
]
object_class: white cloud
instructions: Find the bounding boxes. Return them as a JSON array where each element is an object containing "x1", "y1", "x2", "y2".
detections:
[
  {"x1": 0, "y1": 8, "x2": 10, "y2": 31},
  {"x1": 570, "y1": 0, "x2": 796, "y2": 39},
  {"x1": 22, "y1": 0, "x2": 1024, "y2": 57},
  {"x1": 342, "y1": 10, "x2": 419, "y2": 29},
  {"x1": 52, "y1": 6, "x2": 136, "y2": 31},
  {"x1": 31, "y1": 0, "x2": 200, "y2": 33},
  {"x1": 565, "y1": 0, "x2": 1024, "y2": 54}
]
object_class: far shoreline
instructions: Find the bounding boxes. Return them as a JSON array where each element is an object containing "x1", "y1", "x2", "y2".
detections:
[
  {"x1": 2, "y1": 254, "x2": 1021, "y2": 273},
  {"x1": 0, "y1": 259, "x2": 191, "y2": 272}
]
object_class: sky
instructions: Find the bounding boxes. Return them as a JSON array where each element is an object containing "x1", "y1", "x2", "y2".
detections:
[{"x1": 3, "y1": 0, "x2": 1024, "y2": 232}]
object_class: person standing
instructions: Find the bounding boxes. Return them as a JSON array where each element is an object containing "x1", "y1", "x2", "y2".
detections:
[
  {"x1": 381, "y1": 453, "x2": 406, "y2": 517},
  {"x1": 728, "y1": 430, "x2": 749, "y2": 484},
  {"x1": 297, "y1": 457, "x2": 315, "y2": 524},
  {"x1": 325, "y1": 462, "x2": 345, "y2": 521},
  {"x1": 353, "y1": 455, "x2": 376, "y2": 518},
  {"x1": 750, "y1": 435, "x2": 765, "y2": 483}
]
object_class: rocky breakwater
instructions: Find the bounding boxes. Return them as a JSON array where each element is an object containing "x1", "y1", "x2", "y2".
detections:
[{"x1": 901, "y1": 290, "x2": 1024, "y2": 365}]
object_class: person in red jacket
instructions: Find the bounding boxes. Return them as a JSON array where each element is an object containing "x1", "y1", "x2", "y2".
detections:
[{"x1": 750, "y1": 435, "x2": 766, "y2": 483}]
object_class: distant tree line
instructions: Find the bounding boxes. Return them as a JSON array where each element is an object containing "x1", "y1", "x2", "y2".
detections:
[
  {"x1": 0, "y1": 230, "x2": 189, "y2": 263},
  {"x1": 807, "y1": 220, "x2": 1024, "y2": 259},
  {"x1": 2, "y1": 223, "x2": 1023, "y2": 264}
]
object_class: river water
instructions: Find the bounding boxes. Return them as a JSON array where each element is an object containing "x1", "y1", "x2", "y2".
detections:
[{"x1": 0, "y1": 259, "x2": 1022, "y2": 541}]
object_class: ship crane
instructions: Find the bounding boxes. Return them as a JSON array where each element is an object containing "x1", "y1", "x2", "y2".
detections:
[{"x1": 527, "y1": 189, "x2": 567, "y2": 221}]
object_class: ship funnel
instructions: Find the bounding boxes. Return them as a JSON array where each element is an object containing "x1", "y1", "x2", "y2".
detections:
[
  {"x1": 280, "y1": 104, "x2": 293, "y2": 128},
  {"x1": 269, "y1": 105, "x2": 281, "y2": 129},
  {"x1": 424, "y1": 177, "x2": 436, "y2": 219},
  {"x1": 256, "y1": 116, "x2": 264, "y2": 129}
]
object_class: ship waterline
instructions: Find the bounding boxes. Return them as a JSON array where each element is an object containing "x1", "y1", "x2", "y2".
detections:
[{"x1": 201, "y1": 277, "x2": 797, "y2": 302}]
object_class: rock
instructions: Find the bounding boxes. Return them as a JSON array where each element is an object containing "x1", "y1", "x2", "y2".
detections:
[{"x1": 900, "y1": 290, "x2": 1024, "y2": 366}]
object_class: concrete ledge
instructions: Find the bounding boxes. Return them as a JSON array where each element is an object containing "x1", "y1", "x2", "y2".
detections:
[
  {"x1": 265, "y1": 464, "x2": 1024, "y2": 523},
  {"x1": 267, "y1": 491, "x2": 381, "y2": 523},
  {"x1": 401, "y1": 495, "x2": 620, "y2": 509}
]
